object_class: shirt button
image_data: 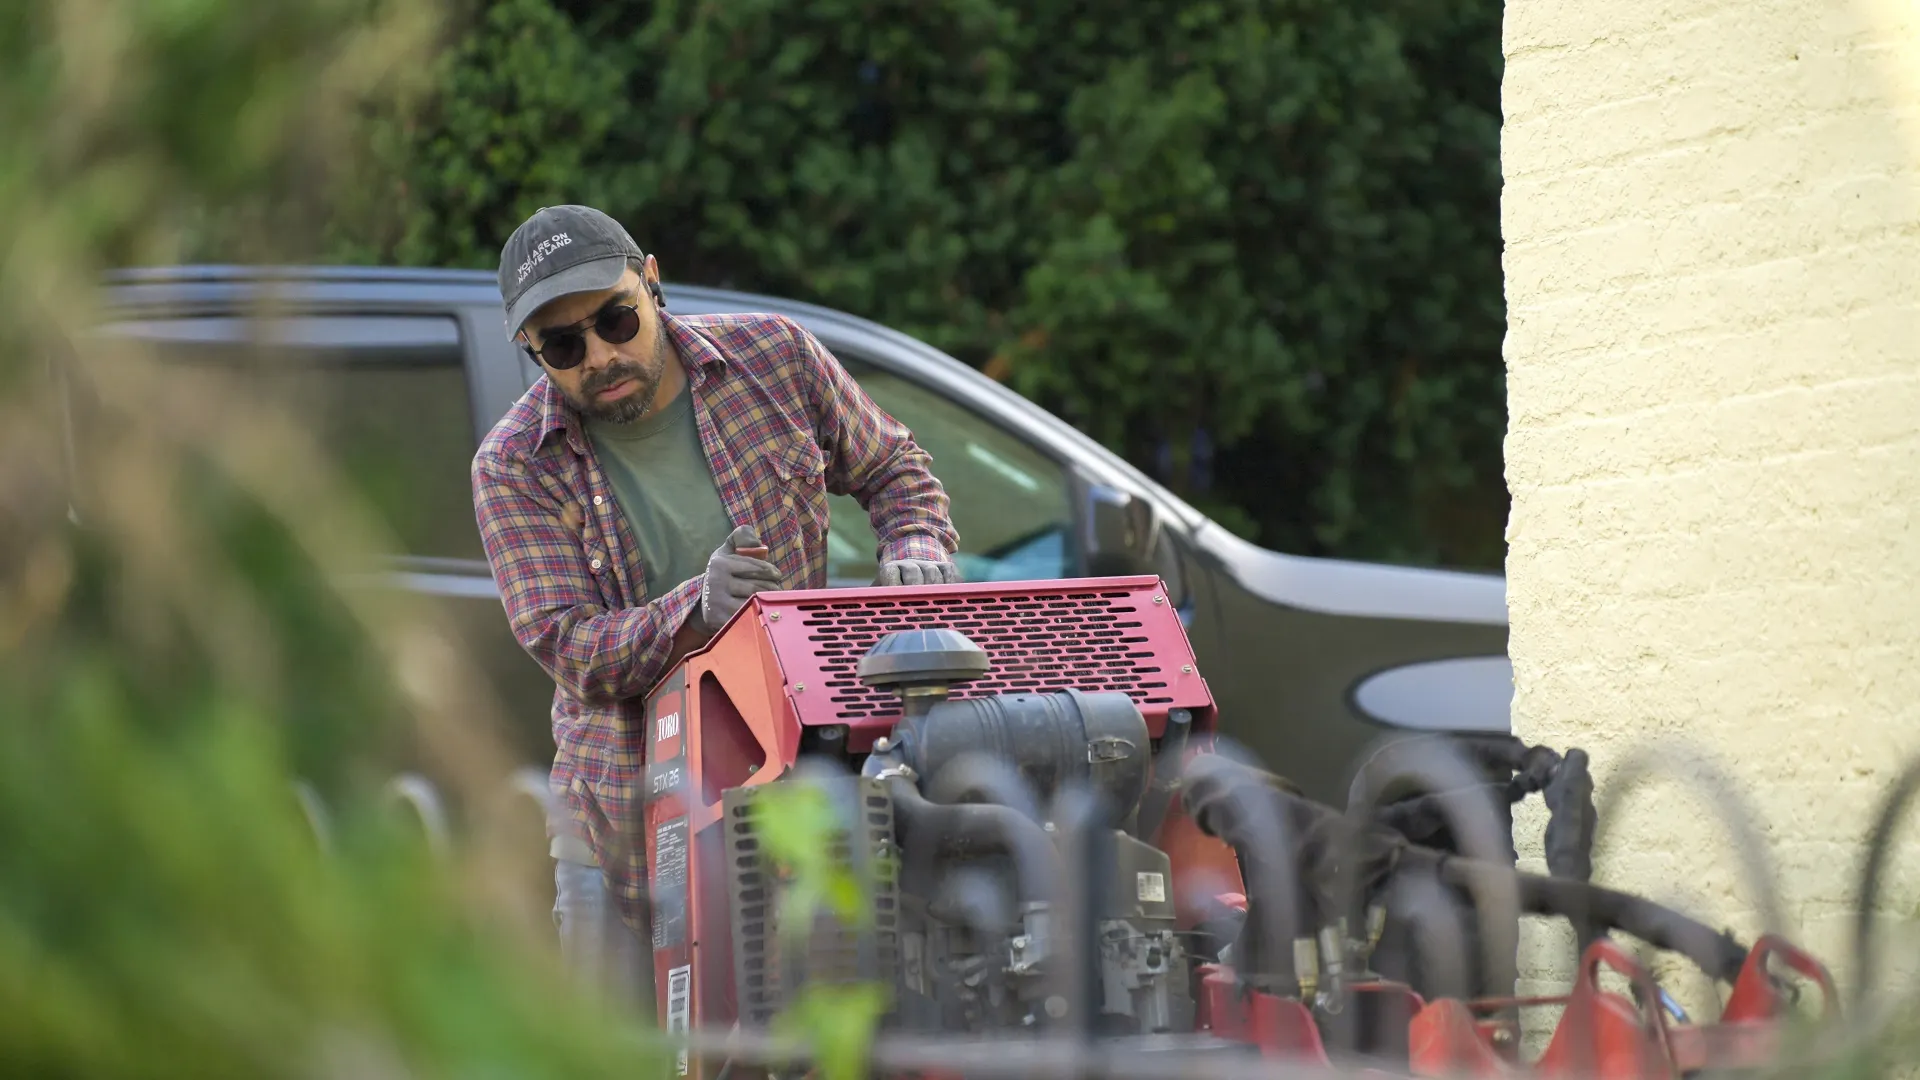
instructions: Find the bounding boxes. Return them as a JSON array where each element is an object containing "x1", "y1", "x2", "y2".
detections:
[
  {"x1": 593, "y1": 495, "x2": 604, "y2": 506},
  {"x1": 590, "y1": 559, "x2": 603, "y2": 570}
]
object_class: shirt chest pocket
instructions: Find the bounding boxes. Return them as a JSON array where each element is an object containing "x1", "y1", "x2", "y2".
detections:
[
  {"x1": 761, "y1": 436, "x2": 828, "y2": 570},
  {"x1": 771, "y1": 436, "x2": 825, "y2": 486}
]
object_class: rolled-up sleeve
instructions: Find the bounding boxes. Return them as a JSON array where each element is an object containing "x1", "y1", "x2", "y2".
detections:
[{"x1": 783, "y1": 318, "x2": 959, "y2": 564}]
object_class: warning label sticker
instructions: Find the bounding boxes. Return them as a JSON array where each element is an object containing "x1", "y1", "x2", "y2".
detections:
[{"x1": 651, "y1": 816, "x2": 690, "y2": 950}]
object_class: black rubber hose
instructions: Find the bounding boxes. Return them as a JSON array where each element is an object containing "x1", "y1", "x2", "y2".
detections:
[
  {"x1": 1188, "y1": 753, "x2": 1749, "y2": 987},
  {"x1": 1355, "y1": 734, "x2": 1556, "y2": 805},
  {"x1": 1179, "y1": 754, "x2": 1307, "y2": 989},
  {"x1": 1422, "y1": 852, "x2": 1749, "y2": 983},
  {"x1": 1372, "y1": 784, "x2": 1514, "y2": 850},
  {"x1": 1507, "y1": 743, "x2": 1565, "y2": 802},
  {"x1": 1333, "y1": 736, "x2": 1521, "y2": 1017},
  {"x1": 1540, "y1": 747, "x2": 1599, "y2": 956},
  {"x1": 1365, "y1": 739, "x2": 1568, "y2": 852},
  {"x1": 1542, "y1": 749, "x2": 1596, "y2": 884},
  {"x1": 1851, "y1": 752, "x2": 1920, "y2": 1006},
  {"x1": 886, "y1": 774, "x2": 1061, "y2": 910},
  {"x1": 926, "y1": 866, "x2": 1017, "y2": 937},
  {"x1": 922, "y1": 751, "x2": 1045, "y2": 823},
  {"x1": 1133, "y1": 708, "x2": 1192, "y2": 842}
]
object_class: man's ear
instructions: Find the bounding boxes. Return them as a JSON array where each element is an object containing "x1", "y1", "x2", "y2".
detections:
[{"x1": 643, "y1": 254, "x2": 666, "y2": 307}]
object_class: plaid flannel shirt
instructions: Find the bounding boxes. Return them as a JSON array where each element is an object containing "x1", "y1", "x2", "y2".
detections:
[{"x1": 471, "y1": 311, "x2": 958, "y2": 929}]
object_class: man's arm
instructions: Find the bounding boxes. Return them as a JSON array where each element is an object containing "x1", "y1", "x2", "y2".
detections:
[
  {"x1": 784, "y1": 319, "x2": 959, "y2": 565},
  {"x1": 472, "y1": 449, "x2": 706, "y2": 705}
]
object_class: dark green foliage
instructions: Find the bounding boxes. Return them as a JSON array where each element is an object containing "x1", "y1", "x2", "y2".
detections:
[{"x1": 329, "y1": 0, "x2": 1508, "y2": 568}]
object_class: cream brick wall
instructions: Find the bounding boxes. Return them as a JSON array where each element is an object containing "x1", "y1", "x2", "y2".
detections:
[{"x1": 1502, "y1": 0, "x2": 1920, "y2": 1021}]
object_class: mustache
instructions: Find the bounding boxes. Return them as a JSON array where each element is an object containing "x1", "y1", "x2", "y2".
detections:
[{"x1": 580, "y1": 359, "x2": 646, "y2": 396}]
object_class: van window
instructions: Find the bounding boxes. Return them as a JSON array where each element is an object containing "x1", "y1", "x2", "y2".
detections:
[
  {"x1": 827, "y1": 357, "x2": 1073, "y2": 585},
  {"x1": 90, "y1": 314, "x2": 483, "y2": 562}
]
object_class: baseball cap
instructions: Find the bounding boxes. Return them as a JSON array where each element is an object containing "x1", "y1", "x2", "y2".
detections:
[{"x1": 498, "y1": 204, "x2": 645, "y2": 336}]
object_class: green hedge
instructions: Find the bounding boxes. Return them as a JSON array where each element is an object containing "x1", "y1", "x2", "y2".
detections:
[{"x1": 329, "y1": 0, "x2": 1508, "y2": 570}]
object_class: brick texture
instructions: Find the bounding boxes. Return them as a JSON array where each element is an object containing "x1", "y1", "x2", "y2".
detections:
[{"x1": 1502, "y1": 0, "x2": 1920, "y2": 1029}]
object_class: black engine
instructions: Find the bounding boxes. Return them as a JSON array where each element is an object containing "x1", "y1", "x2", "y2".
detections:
[{"x1": 856, "y1": 629, "x2": 1190, "y2": 1036}]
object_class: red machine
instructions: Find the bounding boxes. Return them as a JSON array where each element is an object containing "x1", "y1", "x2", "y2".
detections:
[{"x1": 637, "y1": 576, "x2": 1840, "y2": 1079}]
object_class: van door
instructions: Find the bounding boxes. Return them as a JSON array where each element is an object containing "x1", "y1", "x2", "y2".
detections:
[
  {"x1": 86, "y1": 310, "x2": 559, "y2": 767},
  {"x1": 813, "y1": 351, "x2": 1079, "y2": 588}
]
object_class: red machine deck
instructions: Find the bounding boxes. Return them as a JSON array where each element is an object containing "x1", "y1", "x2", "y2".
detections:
[{"x1": 637, "y1": 575, "x2": 1230, "y2": 1076}]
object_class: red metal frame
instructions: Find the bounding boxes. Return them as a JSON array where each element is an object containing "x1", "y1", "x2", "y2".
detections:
[
  {"x1": 1667, "y1": 935, "x2": 1840, "y2": 1073},
  {"x1": 1530, "y1": 939, "x2": 1677, "y2": 1079},
  {"x1": 1196, "y1": 965, "x2": 1333, "y2": 1064},
  {"x1": 1406, "y1": 936, "x2": 1840, "y2": 1080},
  {"x1": 1196, "y1": 935, "x2": 1840, "y2": 1079}
]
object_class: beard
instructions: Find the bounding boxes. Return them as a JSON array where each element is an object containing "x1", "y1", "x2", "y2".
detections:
[{"x1": 565, "y1": 332, "x2": 669, "y2": 424}]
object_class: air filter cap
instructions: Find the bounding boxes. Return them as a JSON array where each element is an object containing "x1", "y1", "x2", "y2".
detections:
[{"x1": 856, "y1": 627, "x2": 991, "y2": 690}]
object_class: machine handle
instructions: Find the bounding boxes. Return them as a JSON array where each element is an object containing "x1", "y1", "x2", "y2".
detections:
[
  {"x1": 1576, "y1": 939, "x2": 1678, "y2": 1049},
  {"x1": 1723, "y1": 934, "x2": 1842, "y2": 1022}
]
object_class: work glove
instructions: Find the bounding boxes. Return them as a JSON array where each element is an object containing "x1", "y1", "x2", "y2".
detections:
[
  {"x1": 874, "y1": 557, "x2": 963, "y2": 587},
  {"x1": 698, "y1": 525, "x2": 784, "y2": 632}
]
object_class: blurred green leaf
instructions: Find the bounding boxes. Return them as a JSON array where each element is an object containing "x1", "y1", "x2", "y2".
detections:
[
  {"x1": 748, "y1": 782, "x2": 893, "y2": 1080},
  {"x1": 752, "y1": 782, "x2": 874, "y2": 935},
  {"x1": 772, "y1": 983, "x2": 889, "y2": 1080}
]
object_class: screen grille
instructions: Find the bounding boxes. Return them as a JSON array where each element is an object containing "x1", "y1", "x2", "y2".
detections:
[{"x1": 795, "y1": 588, "x2": 1173, "y2": 723}]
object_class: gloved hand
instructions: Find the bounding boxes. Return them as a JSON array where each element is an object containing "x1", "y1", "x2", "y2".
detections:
[
  {"x1": 874, "y1": 557, "x2": 963, "y2": 587},
  {"x1": 698, "y1": 525, "x2": 784, "y2": 631}
]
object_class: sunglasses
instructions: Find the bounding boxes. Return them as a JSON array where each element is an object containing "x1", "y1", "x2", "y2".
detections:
[{"x1": 521, "y1": 299, "x2": 642, "y2": 371}]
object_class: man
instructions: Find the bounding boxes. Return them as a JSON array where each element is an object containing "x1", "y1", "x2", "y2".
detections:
[{"x1": 471, "y1": 204, "x2": 961, "y2": 1009}]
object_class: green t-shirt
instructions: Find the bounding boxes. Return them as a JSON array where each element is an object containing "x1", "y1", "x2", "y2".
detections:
[
  {"x1": 555, "y1": 384, "x2": 732, "y2": 864},
  {"x1": 585, "y1": 382, "x2": 736, "y2": 602}
]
